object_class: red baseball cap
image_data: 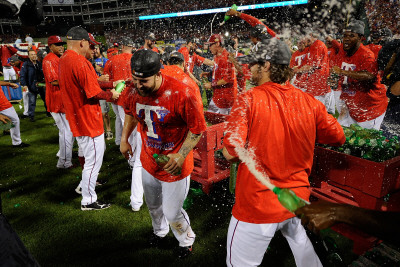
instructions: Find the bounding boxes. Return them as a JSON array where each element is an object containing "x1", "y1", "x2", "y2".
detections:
[
  {"x1": 88, "y1": 33, "x2": 101, "y2": 45},
  {"x1": 48, "y1": 35, "x2": 66, "y2": 46},
  {"x1": 205, "y1": 34, "x2": 223, "y2": 44}
]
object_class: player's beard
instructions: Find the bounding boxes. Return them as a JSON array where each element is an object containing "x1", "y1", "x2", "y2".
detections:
[{"x1": 136, "y1": 76, "x2": 157, "y2": 97}]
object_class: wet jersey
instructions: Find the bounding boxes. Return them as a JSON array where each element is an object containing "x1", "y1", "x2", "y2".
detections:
[{"x1": 42, "y1": 52, "x2": 64, "y2": 113}]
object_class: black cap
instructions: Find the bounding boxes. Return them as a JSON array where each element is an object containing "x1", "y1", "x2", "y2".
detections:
[
  {"x1": 169, "y1": 51, "x2": 184, "y2": 62},
  {"x1": 145, "y1": 32, "x2": 156, "y2": 41},
  {"x1": 9, "y1": 55, "x2": 20, "y2": 63},
  {"x1": 131, "y1": 49, "x2": 161, "y2": 78},
  {"x1": 120, "y1": 37, "x2": 134, "y2": 46},
  {"x1": 66, "y1": 26, "x2": 91, "y2": 41},
  {"x1": 250, "y1": 25, "x2": 271, "y2": 40},
  {"x1": 237, "y1": 38, "x2": 291, "y2": 65},
  {"x1": 345, "y1": 20, "x2": 365, "y2": 36}
]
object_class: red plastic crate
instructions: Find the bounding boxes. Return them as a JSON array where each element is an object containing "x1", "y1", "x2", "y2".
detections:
[
  {"x1": 311, "y1": 146, "x2": 400, "y2": 199},
  {"x1": 191, "y1": 112, "x2": 230, "y2": 194}
]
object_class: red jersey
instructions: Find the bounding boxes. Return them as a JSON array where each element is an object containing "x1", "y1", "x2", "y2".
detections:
[
  {"x1": 178, "y1": 47, "x2": 205, "y2": 74},
  {"x1": 223, "y1": 82, "x2": 345, "y2": 224},
  {"x1": 327, "y1": 47, "x2": 337, "y2": 70},
  {"x1": 290, "y1": 47, "x2": 309, "y2": 90},
  {"x1": 42, "y1": 52, "x2": 64, "y2": 113},
  {"x1": 103, "y1": 53, "x2": 132, "y2": 106},
  {"x1": 333, "y1": 44, "x2": 388, "y2": 122},
  {"x1": 212, "y1": 49, "x2": 237, "y2": 108},
  {"x1": 365, "y1": 43, "x2": 382, "y2": 59},
  {"x1": 107, "y1": 47, "x2": 119, "y2": 59},
  {"x1": 58, "y1": 50, "x2": 104, "y2": 138},
  {"x1": 161, "y1": 65, "x2": 202, "y2": 101},
  {"x1": 0, "y1": 45, "x2": 18, "y2": 67},
  {"x1": 239, "y1": 13, "x2": 277, "y2": 38},
  {"x1": 0, "y1": 89, "x2": 12, "y2": 111},
  {"x1": 303, "y1": 40, "x2": 331, "y2": 96},
  {"x1": 123, "y1": 74, "x2": 206, "y2": 182}
]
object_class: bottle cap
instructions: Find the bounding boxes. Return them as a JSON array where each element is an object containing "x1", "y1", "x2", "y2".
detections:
[{"x1": 153, "y1": 153, "x2": 158, "y2": 158}]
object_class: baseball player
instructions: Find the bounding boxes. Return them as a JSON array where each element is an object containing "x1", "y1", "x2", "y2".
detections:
[
  {"x1": 223, "y1": 40, "x2": 345, "y2": 267},
  {"x1": 120, "y1": 49, "x2": 206, "y2": 257},
  {"x1": 58, "y1": 26, "x2": 120, "y2": 210},
  {"x1": 42, "y1": 35, "x2": 75, "y2": 169},
  {"x1": 0, "y1": 81, "x2": 30, "y2": 148},
  {"x1": 104, "y1": 37, "x2": 143, "y2": 211},
  {"x1": 141, "y1": 32, "x2": 159, "y2": 53}
]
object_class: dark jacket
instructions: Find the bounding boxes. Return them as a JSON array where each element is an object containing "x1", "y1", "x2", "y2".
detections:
[{"x1": 20, "y1": 60, "x2": 44, "y2": 94}]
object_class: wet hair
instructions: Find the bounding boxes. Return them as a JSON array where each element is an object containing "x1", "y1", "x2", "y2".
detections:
[
  {"x1": 168, "y1": 57, "x2": 184, "y2": 66},
  {"x1": 269, "y1": 63, "x2": 294, "y2": 84}
]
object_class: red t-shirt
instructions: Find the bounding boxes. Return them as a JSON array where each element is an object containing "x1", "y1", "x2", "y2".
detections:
[
  {"x1": 333, "y1": 44, "x2": 388, "y2": 122},
  {"x1": 0, "y1": 45, "x2": 18, "y2": 67},
  {"x1": 103, "y1": 52, "x2": 132, "y2": 106},
  {"x1": 290, "y1": 47, "x2": 309, "y2": 90},
  {"x1": 235, "y1": 52, "x2": 250, "y2": 93},
  {"x1": 365, "y1": 43, "x2": 382, "y2": 59},
  {"x1": 223, "y1": 82, "x2": 345, "y2": 224},
  {"x1": 58, "y1": 50, "x2": 104, "y2": 138},
  {"x1": 0, "y1": 89, "x2": 12, "y2": 111},
  {"x1": 107, "y1": 47, "x2": 119, "y2": 59},
  {"x1": 178, "y1": 47, "x2": 205, "y2": 74},
  {"x1": 42, "y1": 52, "x2": 64, "y2": 113},
  {"x1": 123, "y1": 74, "x2": 207, "y2": 182},
  {"x1": 303, "y1": 40, "x2": 331, "y2": 96},
  {"x1": 212, "y1": 49, "x2": 237, "y2": 108},
  {"x1": 327, "y1": 47, "x2": 337, "y2": 70},
  {"x1": 161, "y1": 65, "x2": 202, "y2": 101}
]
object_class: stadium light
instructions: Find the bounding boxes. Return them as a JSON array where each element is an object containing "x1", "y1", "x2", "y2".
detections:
[{"x1": 139, "y1": 0, "x2": 308, "y2": 20}]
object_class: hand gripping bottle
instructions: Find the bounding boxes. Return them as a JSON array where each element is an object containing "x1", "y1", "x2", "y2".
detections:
[
  {"x1": 115, "y1": 81, "x2": 126, "y2": 93},
  {"x1": 0, "y1": 121, "x2": 15, "y2": 131},
  {"x1": 272, "y1": 187, "x2": 308, "y2": 213},
  {"x1": 153, "y1": 153, "x2": 181, "y2": 175},
  {"x1": 220, "y1": 4, "x2": 238, "y2": 26}
]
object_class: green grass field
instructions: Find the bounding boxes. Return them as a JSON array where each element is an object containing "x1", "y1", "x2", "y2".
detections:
[{"x1": 0, "y1": 99, "x2": 357, "y2": 266}]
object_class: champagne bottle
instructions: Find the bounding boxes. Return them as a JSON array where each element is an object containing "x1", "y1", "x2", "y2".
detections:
[
  {"x1": 272, "y1": 187, "x2": 308, "y2": 213},
  {"x1": 153, "y1": 153, "x2": 181, "y2": 175},
  {"x1": 115, "y1": 81, "x2": 126, "y2": 93},
  {"x1": 229, "y1": 162, "x2": 239, "y2": 194},
  {"x1": 0, "y1": 121, "x2": 15, "y2": 131},
  {"x1": 36, "y1": 82, "x2": 46, "y2": 87},
  {"x1": 223, "y1": 4, "x2": 238, "y2": 23}
]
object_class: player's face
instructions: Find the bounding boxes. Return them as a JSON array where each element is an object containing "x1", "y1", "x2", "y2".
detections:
[
  {"x1": 249, "y1": 62, "x2": 263, "y2": 86},
  {"x1": 298, "y1": 40, "x2": 305, "y2": 51},
  {"x1": 147, "y1": 39, "x2": 155, "y2": 48},
  {"x1": 94, "y1": 47, "x2": 101, "y2": 58},
  {"x1": 209, "y1": 42, "x2": 218, "y2": 55},
  {"x1": 50, "y1": 43, "x2": 64, "y2": 57},
  {"x1": 343, "y1": 31, "x2": 361, "y2": 51},
  {"x1": 132, "y1": 74, "x2": 158, "y2": 97},
  {"x1": 85, "y1": 45, "x2": 95, "y2": 59}
]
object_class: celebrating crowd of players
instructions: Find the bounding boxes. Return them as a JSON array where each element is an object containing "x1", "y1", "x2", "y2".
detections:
[{"x1": 1, "y1": 7, "x2": 399, "y2": 265}]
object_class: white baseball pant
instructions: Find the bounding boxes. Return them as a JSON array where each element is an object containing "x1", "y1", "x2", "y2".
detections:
[
  {"x1": 207, "y1": 99, "x2": 232, "y2": 115},
  {"x1": 76, "y1": 133, "x2": 105, "y2": 205},
  {"x1": 338, "y1": 105, "x2": 386, "y2": 130},
  {"x1": 142, "y1": 169, "x2": 195, "y2": 247},
  {"x1": 226, "y1": 216, "x2": 322, "y2": 267},
  {"x1": 129, "y1": 130, "x2": 143, "y2": 210},
  {"x1": 333, "y1": 90, "x2": 343, "y2": 114},
  {"x1": 51, "y1": 112, "x2": 74, "y2": 168},
  {"x1": 314, "y1": 90, "x2": 335, "y2": 114},
  {"x1": 0, "y1": 106, "x2": 22, "y2": 145},
  {"x1": 111, "y1": 103, "x2": 123, "y2": 145},
  {"x1": 2, "y1": 67, "x2": 16, "y2": 81}
]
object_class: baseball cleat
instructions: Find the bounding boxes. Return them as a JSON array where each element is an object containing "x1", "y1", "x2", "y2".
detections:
[
  {"x1": 176, "y1": 245, "x2": 193, "y2": 258},
  {"x1": 131, "y1": 206, "x2": 140, "y2": 212},
  {"x1": 12, "y1": 142, "x2": 30, "y2": 148},
  {"x1": 81, "y1": 201, "x2": 111, "y2": 211},
  {"x1": 149, "y1": 233, "x2": 164, "y2": 247},
  {"x1": 75, "y1": 185, "x2": 82, "y2": 194}
]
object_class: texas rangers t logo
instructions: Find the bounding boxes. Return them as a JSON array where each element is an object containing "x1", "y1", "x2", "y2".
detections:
[{"x1": 136, "y1": 103, "x2": 170, "y2": 140}]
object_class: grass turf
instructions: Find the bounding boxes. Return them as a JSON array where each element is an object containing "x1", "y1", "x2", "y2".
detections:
[{"x1": 0, "y1": 98, "x2": 357, "y2": 266}]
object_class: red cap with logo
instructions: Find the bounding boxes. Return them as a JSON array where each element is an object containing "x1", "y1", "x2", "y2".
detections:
[
  {"x1": 205, "y1": 34, "x2": 223, "y2": 44},
  {"x1": 48, "y1": 35, "x2": 66, "y2": 46},
  {"x1": 88, "y1": 33, "x2": 101, "y2": 45}
]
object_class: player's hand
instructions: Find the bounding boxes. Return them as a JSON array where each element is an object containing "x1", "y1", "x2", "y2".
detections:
[
  {"x1": 331, "y1": 66, "x2": 342, "y2": 75},
  {"x1": 325, "y1": 35, "x2": 334, "y2": 43},
  {"x1": 295, "y1": 201, "x2": 341, "y2": 234},
  {"x1": 120, "y1": 140, "x2": 132, "y2": 160},
  {"x1": 226, "y1": 8, "x2": 239, "y2": 17},
  {"x1": 98, "y1": 74, "x2": 109, "y2": 82},
  {"x1": 9, "y1": 83, "x2": 18, "y2": 89},
  {"x1": 203, "y1": 82, "x2": 212, "y2": 89},
  {"x1": 110, "y1": 89, "x2": 120, "y2": 100},
  {"x1": 113, "y1": 80, "x2": 124, "y2": 88},
  {"x1": 163, "y1": 153, "x2": 185, "y2": 176},
  {"x1": 0, "y1": 114, "x2": 11, "y2": 124}
]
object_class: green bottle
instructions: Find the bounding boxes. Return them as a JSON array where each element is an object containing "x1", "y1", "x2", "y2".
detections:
[
  {"x1": 0, "y1": 121, "x2": 15, "y2": 131},
  {"x1": 229, "y1": 162, "x2": 239, "y2": 194},
  {"x1": 224, "y1": 4, "x2": 238, "y2": 22},
  {"x1": 115, "y1": 81, "x2": 126, "y2": 93},
  {"x1": 153, "y1": 153, "x2": 181, "y2": 175},
  {"x1": 36, "y1": 82, "x2": 46, "y2": 87},
  {"x1": 272, "y1": 187, "x2": 308, "y2": 213}
]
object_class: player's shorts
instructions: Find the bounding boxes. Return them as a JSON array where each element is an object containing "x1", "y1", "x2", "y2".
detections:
[{"x1": 99, "y1": 100, "x2": 110, "y2": 113}]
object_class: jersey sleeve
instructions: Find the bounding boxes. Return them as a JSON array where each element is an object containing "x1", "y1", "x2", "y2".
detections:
[
  {"x1": 223, "y1": 93, "x2": 251, "y2": 157},
  {"x1": 123, "y1": 85, "x2": 136, "y2": 115},
  {"x1": 103, "y1": 59, "x2": 112, "y2": 79},
  {"x1": 358, "y1": 48, "x2": 378, "y2": 75},
  {"x1": 182, "y1": 89, "x2": 207, "y2": 135},
  {"x1": 239, "y1": 13, "x2": 277, "y2": 38},
  {"x1": 194, "y1": 53, "x2": 205, "y2": 66},
  {"x1": 43, "y1": 58, "x2": 58, "y2": 84}
]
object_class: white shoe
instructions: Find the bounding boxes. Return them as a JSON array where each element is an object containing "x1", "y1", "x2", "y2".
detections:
[
  {"x1": 132, "y1": 207, "x2": 140, "y2": 212},
  {"x1": 75, "y1": 185, "x2": 82, "y2": 194}
]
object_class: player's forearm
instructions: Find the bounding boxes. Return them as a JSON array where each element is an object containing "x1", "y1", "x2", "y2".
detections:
[
  {"x1": 203, "y1": 58, "x2": 215, "y2": 67},
  {"x1": 50, "y1": 80, "x2": 59, "y2": 86},
  {"x1": 216, "y1": 79, "x2": 228, "y2": 86},
  {"x1": 339, "y1": 69, "x2": 376, "y2": 82},
  {"x1": 390, "y1": 81, "x2": 400, "y2": 96},
  {"x1": 121, "y1": 114, "x2": 138, "y2": 143},
  {"x1": 188, "y1": 72, "x2": 200, "y2": 85},
  {"x1": 178, "y1": 131, "x2": 202, "y2": 158}
]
